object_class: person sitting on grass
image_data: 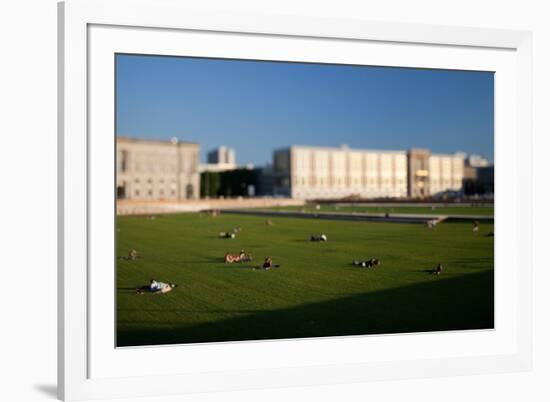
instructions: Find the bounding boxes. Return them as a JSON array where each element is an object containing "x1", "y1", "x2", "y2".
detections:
[
  {"x1": 263, "y1": 256, "x2": 273, "y2": 269},
  {"x1": 119, "y1": 249, "x2": 138, "y2": 261},
  {"x1": 352, "y1": 258, "x2": 380, "y2": 268},
  {"x1": 431, "y1": 263, "x2": 443, "y2": 275},
  {"x1": 239, "y1": 250, "x2": 253, "y2": 262},
  {"x1": 128, "y1": 249, "x2": 138, "y2": 260},
  {"x1": 253, "y1": 257, "x2": 280, "y2": 270},
  {"x1": 136, "y1": 279, "x2": 177, "y2": 295}
]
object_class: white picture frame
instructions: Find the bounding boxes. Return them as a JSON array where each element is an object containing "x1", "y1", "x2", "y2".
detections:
[{"x1": 58, "y1": 0, "x2": 533, "y2": 400}]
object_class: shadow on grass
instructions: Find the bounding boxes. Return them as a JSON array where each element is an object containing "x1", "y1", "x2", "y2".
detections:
[
  {"x1": 117, "y1": 270, "x2": 494, "y2": 347},
  {"x1": 181, "y1": 257, "x2": 225, "y2": 264},
  {"x1": 118, "y1": 287, "x2": 140, "y2": 293},
  {"x1": 413, "y1": 269, "x2": 439, "y2": 274},
  {"x1": 450, "y1": 257, "x2": 493, "y2": 270},
  {"x1": 213, "y1": 264, "x2": 258, "y2": 271}
]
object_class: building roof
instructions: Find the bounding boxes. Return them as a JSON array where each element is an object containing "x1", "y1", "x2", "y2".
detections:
[
  {"x1": 275, "y1": 144, "x2": 406, "y2": 154},
  {"x1": 274, "y1": 145, "x2": 467, "y2": 158},
  {"x1": 116, "y1": 136, "x2": 199, "y2": 146}
]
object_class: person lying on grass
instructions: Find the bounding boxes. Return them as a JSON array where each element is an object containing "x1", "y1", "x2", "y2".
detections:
[
  {"x1": 253, "y1": 257, "x2": 280, "y2": 270},
  {"x1": 426, "y1": 220, "x2": 437, "y2": 229},
  {"x1": 218, "y1": 231, "x2": 236, "y2": 239},
  {"x1": 352, "y1": 258, "x2": 380, "y2": 268},
  {"x1": 224, "y1": 249, "x2": 253, "y2": 263},
  {"x1": 136, "y1": 279, "x2": 177, "y2": 295},
  {"x1": 310, "y1": 234, "x2": 327, "y2": 242}
]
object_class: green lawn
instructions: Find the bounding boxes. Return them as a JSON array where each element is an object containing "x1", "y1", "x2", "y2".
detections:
[
  {"x1": 116, "y1": 213, "x2": 494, "y2": 347},
  {"x1": 265, "y1": 205, "x2": 494, "y2": 216}
]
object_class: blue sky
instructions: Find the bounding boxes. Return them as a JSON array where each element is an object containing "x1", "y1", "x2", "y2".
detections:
[{"x1": 116, "y1": 54, "x2": 494, "y2": 166}]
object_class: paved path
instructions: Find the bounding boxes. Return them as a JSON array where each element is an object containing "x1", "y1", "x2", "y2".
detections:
[
  {"x1": 116, "y1": 198, "x2": 305, "y2": 215},
  {"x1": 330, "y1": 202, "x2": 493, "y2": 208},
  {"x1": 223, "y1": 209, "x2": 494, "y2": 224}
]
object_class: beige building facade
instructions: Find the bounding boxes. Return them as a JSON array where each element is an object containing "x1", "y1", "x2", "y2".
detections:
[
  {"x1": 407, "y1": 148, "x2": 464, "y2": 197},
  {"x1": 273, "y1": 145, "x2": 465, "y2": 200},
  {"x1": 116, "y1": 137, "x2": 200, "y2": 201},
  {"x1": 428, "y1": 153, "x2": 465, "y2": 195},
  {"x1": 273, "y1": 145, "x2": 408, "y2": 199}
]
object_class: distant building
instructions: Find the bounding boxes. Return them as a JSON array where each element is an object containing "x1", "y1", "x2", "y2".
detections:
[
  {"x1": 407, "y1": 149, "x2": 465, "y2": 197},
  {"x1": 201, "y1": 146, "x2": 237, "y2": 172},
  {"x1": 462, "y1": 155, "x2": 494, "y2": 196},
  {"x1": 466, "y1": 154, "x2": 491, "y2": 168},
  {"x1": 273, "y1": 145, "x2": 409, "y2": 199},
  {"x1": 199, "y1": 163, "x2": 239, "y2": 173},
  {"x1": 407, "y1": 148, "x2": 431, "y2": 198},
  {"x1": 207, "y1": 146, "x2": 236, "y2": 164},
  {"x1": 272, "y1": 145, "x2": 465, "y2": 200},
  {"x1": 255, "y1": 165, "x2": 275, "y2": 197},
  {"x1": 116, "y1": 136, "x2": 200, "y2": 200}
]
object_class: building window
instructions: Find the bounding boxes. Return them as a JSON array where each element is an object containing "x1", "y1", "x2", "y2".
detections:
[
  {"x1": 117, "y1": 150, "x2": 128, "y2": 173},
  {"x1": 116, "y1": 184, "x2": 126, "y2": 199},
  {"x1": 135, "y1": 189, "x2": 140, "y2": 196},
  {"x1": 186, "y1": 184, "x2": 194, "y2": 199}
]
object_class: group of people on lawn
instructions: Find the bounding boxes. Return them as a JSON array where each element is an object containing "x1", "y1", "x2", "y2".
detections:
[{"x1": 127, "y1": 218, "x2": 484, "y2": 295}]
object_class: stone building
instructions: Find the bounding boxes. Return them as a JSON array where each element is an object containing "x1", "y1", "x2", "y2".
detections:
[
  {"x1": 272, "y1": 145, "x2": 409, "y2": 199},
  {"x1": 116, "y1": 136, "x2": 200, "y2": 201},
  {"x1": 427, "y1": 153, "x2": 465, "y2": 196},
  {"x1": 407, "y1": 148, "x2": 464, "y2": 197},
  {"x1": 207, "y1": 146, "x2": 236, "y2": 165},
  {"x1": 201, "y1": 146, "x2": 238, "y2": 173},
  {"x1": 407, "y1": 148, "x2": 432, "y2": 198},
  {"x1": 272, "y1": 145, "x2": 465, "y2": 200}
]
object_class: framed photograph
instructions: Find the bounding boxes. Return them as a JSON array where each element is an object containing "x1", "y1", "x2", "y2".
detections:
[{"x1": 58, "y1": 0, "x2": 533, "y2": 400}]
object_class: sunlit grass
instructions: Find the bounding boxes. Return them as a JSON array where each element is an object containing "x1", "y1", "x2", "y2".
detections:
[{"x1": 116, "y1": 213, "x2": 494, "y2": 346}]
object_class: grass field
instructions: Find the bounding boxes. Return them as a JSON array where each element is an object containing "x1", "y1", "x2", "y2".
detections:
[
  {"x1": 116, "y1": 212, "x2": 494, "y2": 347},
  {"x1": 265, "y1": 204, "x2": 494, "y2": 216}
]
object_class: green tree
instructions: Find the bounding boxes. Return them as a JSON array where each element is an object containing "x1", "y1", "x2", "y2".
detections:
[{"x1": 200, "y1": 172, "x2": 220, "y2": 197}]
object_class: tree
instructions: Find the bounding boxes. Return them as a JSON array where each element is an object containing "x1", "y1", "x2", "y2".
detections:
[{"x1": 200, "y1": 171, "x2": 220, "y2": 197}]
